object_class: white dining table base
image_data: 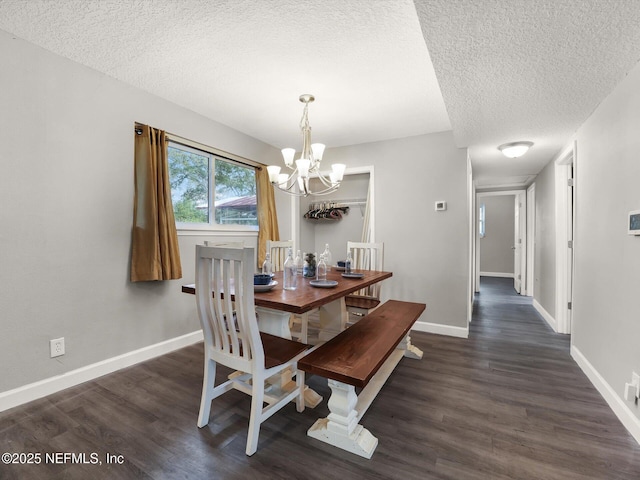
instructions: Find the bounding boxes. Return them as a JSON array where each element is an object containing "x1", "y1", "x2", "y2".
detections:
[
  {"x1": 255, "y1": 306, "x2": 323, "y2": 408},
  {"x1": 316, "y1": 298, "x2": 349, "y2": 342},
  {"x1": 255, "y1": 306, "x2": 294, "y2": 338}
]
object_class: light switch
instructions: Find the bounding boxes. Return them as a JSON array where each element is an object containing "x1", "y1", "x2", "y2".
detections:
[{"x1": 435, "y1": 201, "x2": 447, "y2": 211}]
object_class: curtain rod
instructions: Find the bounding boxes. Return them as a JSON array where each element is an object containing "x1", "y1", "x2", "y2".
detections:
[{"x1": 134, "y1": 123, "x2": 262, "y2": 170}]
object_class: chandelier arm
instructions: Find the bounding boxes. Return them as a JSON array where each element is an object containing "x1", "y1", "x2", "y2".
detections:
[
  {"x1": 271, "y1": 167, "x2": 299, "y2": 192},
  {"x1": 273, "y1": 185, "x2": 298, "y2": 196},
  {"x1": 303, "y1": 183, "x2": 340, "y2": 196},
  {"x1": 273, "y1": 184, "x2": 339, "y2": 197},
  {"x1": 314, "y1": 171, "x2": 335, "y2": 188},
  {"x1": 273, "y1": 186, "x2": 303, "y2": 196}
]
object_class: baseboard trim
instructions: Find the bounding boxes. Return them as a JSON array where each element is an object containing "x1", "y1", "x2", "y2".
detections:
[
  {"x1": 0, "y1": 330, "x2": 204, "y2": 413},
  {"x1": 413, "y1": 321, "x2": 469, "y2": 338},
  {"x1": 533, "y1": 299, "x2": 558, "y2": 332},
  {"x1": 479, "y1": 272, "x2": 514, "y2": 278},
  {"x1": 571, "y1": 345, "x2": 640, "y2": 445}
]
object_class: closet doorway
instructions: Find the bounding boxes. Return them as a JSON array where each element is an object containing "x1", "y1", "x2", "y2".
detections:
[{"x1": 291, "y1": 166, "x2": 374, "y2": 261}]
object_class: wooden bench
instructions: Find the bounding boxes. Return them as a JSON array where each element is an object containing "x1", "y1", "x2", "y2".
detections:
[{"x1": 298, "y1": 299, "x2": 426, "y2": 458}]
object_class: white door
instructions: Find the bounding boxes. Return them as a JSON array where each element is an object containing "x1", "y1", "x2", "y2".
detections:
[
  {"x1": 566, "y1": 165, "x2": 574, "y2": 330},
  {"x1": 513, "y1": 193, "x2": 526, "y2": 293},
  {"x1": 514, "y1": 195, "x2": 521, "y2": 293}
]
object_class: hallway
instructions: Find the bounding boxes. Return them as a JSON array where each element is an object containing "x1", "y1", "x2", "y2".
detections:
[{"x1": 438, "y1": 276, "x2": 640, "y2": 478}]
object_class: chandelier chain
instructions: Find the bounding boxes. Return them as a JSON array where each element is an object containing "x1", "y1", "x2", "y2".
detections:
[{"x1": 300, "y1": 102, "x2": 310, "y2": 131}]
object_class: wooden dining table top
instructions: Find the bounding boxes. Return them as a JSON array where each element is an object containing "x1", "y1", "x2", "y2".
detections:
[{"x1": 181, "y1": 269, "x2": 392, "y2": 315}]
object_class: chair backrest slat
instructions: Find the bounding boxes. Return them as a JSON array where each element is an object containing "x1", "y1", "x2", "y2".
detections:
[
  {"x1": 347, "y1": 241, "x2": 384, "y2": 298},
  {"x1": 196, "y1": 244, "x2": 263, "y2": 371},
  {"x1": 267, "y1": 240, "x2": 294, "y2": 272}
]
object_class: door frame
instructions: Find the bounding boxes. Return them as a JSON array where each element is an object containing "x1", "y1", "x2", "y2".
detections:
[
  {"x1": 555, "y1": 144, "x2": 575, "y2": 334},
  {"x1": 291, "y1": 165, "x2": 375, "y2": 253},
  {"x1": 475, "y1": 189, "x2": 527, "y2": 293},
  {"x1": 468, "y1": 156, "x2": 475, "y2": 323},
  {"x1": 513, "y1": 191, "x2": 526, "y2": 293},
  {"x1": 526, "y1": 183, "x2": 536, "y2": 297}
]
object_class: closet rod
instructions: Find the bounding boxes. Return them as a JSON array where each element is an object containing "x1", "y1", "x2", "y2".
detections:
[{"x1": 308, "y1": 198, "x2": 367, "y2": 206}]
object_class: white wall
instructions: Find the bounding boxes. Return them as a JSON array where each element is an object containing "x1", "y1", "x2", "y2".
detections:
[
  {"x1": 274, "y1": 189, "x2": 293, "y2": 243},
  {"x1": 326, "y1": 132, "x2": 469, "y2": 334},
  {"x1": 479, "y1": 195, "x2": 514, "y2": 276},
  {"x1": 569, "y1": 59, "x2": 640, "y2": 434},
  {"x1": 0, "y1": 30, "x2": 281, "y2": 396},
  {"x1": 299, "y1": 173, "x2": 369, "y2": 260},
  {"x1": 533, "y1": 161, "x2": 556, "y2": 319}
]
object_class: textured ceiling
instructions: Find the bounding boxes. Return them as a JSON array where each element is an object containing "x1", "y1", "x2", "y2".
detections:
[
  {"x1": 0, "y1": 0, "x2": 449, "y2": 149},
  {"x1": 415, "y1": 0, "x2": 640, "y2": 187},
  {"x1": 1, "y1": 0, "x2": 640, "y2": 188}
]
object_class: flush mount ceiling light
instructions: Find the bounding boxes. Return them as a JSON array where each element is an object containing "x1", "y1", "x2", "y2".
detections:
[
  {"x1": 498, "y1": 141, "x2": 534, "y2": 158},
  {"x1": 267, "y1": 94, "x2": 345, "y2": 197}
]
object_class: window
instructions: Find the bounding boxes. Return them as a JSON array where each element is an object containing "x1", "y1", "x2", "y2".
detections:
[
  {"x1": 478, "y1": 203, "x2": 486, "y2": 238},
  {"x1": 168, "y1": 141, "x2": 257, "y2": 229}
]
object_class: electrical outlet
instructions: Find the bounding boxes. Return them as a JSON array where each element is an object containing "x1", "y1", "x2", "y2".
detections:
[
  {"x1": 50, "y1": 337, "x2": 65, "y2": 358},
  {"x1": 624, "y1": 371, "x2": 640, "y2": 402}
]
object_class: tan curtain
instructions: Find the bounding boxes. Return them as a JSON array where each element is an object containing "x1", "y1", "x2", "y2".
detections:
[
  {"x1": 130, "y1": 124, "x2": 182, "y2": 282},
  {"x1": 256, "y1": 166, "x2": 279, "y2": 268}
]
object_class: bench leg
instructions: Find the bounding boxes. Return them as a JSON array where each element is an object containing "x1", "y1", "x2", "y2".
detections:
[
  {"x1": 399, "y1": 333, "x2": 423, "y2": 359},
  {"x1": 307, "y1": 379, "x2": 378, "y2": 459}
]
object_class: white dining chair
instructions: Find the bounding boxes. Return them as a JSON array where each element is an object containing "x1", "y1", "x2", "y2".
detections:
[
  {"x1": 266, "y1": 239, "x2": 294, "y2": 272},
  {"x1": 195, "y1": 244, "x2": 308, "y2": 456},
  {"x1": 264, "y1": 239, "x2": 317, "y2": 343},
  {"x1": 345, "y1": 241, "x2": 385, "y2": 323}
]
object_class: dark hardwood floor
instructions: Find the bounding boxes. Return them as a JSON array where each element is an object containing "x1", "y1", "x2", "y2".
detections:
[{"x1": 2, "y1": 277, "x2": 639, "y2": 479}]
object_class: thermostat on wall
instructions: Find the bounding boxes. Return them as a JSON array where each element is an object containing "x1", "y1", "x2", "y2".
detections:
[
  {"x1": 629, "y1": 210, "x2": 640, "y2": 235},
  {"x1": 435, "y1": 201, "x2": 447, "y2": 211}
]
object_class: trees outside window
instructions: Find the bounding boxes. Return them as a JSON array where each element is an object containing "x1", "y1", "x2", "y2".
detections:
[{"x1": 168, "y1": 142, "x2": 257, "y2": 228}]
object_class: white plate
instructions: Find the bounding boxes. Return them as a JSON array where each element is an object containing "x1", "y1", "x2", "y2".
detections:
[
  {"x1": 342, "y1": 273, "x2": 364, "y2": 279},
  {"x1": 309, "y1": 280, "x2": 338, "y2": 288},
  {"x1": 254, "y1": 280, "x2": 278, "y2": 292}
]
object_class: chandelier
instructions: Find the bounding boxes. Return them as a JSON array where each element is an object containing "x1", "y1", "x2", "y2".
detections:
[{"x1": 267, "y1": 94, "x2": 346, "y2": 197}]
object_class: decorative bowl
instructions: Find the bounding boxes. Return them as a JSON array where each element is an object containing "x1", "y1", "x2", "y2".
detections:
[{"x1": 254, "y1": 274, "x2": 272, "y2": 285}]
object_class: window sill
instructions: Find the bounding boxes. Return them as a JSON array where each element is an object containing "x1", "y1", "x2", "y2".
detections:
[{"x1": 177, "y1": 224, "x2": 258, "y2": 237}]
